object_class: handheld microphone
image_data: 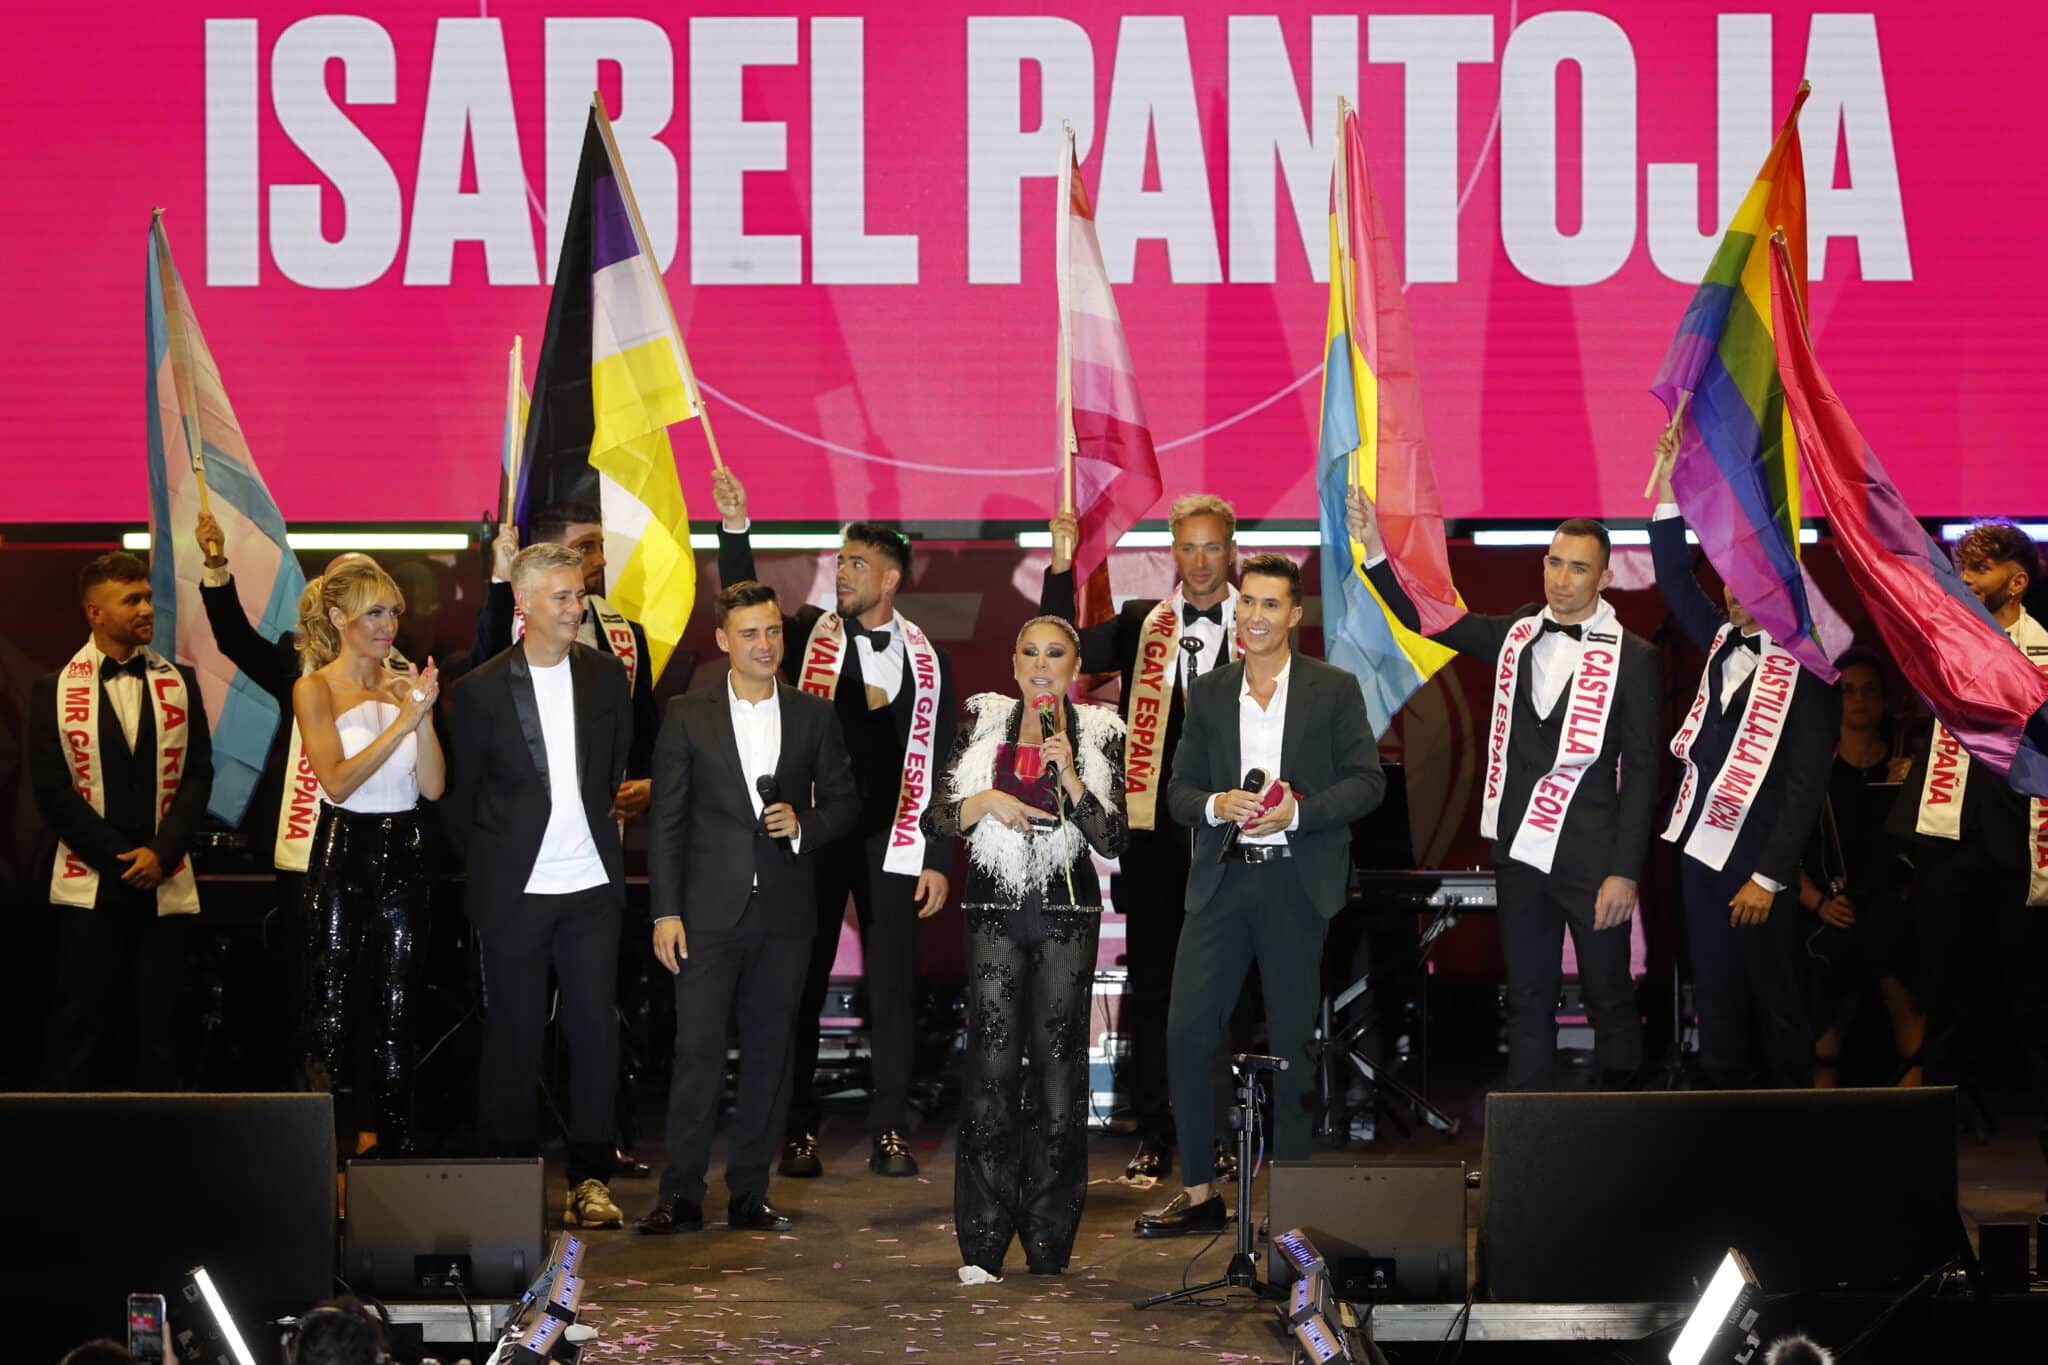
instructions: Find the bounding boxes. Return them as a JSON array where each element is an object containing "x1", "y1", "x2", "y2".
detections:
[
  {"x1": 1216, "y1": 766, "x2": 1269, "y2": 862},
  {"x1": 1033, "y1": 695, "x2": 1062, "y2": 784},
  {"x1": 756, "y1": 775, "x2": 793, "y2": 855}
]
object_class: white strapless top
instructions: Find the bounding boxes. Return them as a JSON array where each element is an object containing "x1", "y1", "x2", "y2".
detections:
[{"x1": 332, "y1": 699, "x2": 419, "y2": 814}]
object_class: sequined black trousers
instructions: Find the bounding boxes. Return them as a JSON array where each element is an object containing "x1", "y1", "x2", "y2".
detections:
[
  {"x1": 299, "y1": 803, "x2": 430, "y2": 1141},
  {"x1": 955, "y1": 902, "x2": 1100, "y2": 1276}
]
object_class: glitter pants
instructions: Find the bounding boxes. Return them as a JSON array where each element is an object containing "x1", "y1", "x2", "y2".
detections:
[{"x1": 955, "y1": 903, "x2": 1100, "y2": 1276}]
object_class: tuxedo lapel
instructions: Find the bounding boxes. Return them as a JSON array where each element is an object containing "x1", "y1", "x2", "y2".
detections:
[
  {"x1": 506, "y1": 648, "x2": 549, "y2": 783},
  {"x1": 700, "y1": 686, "x2": 748, "y2": 806},
  {"x1": 569, "y1": 647, "x2": 595, "y2": 789}
]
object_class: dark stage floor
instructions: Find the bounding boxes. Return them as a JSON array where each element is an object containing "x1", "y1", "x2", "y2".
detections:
[{"x1": 540, "y1": 1074, "x2": 2048, "y2": 1364}]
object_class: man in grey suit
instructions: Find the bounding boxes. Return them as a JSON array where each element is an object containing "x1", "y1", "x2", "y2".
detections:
[
  {"x1": 635, "y1": 581, "x2": 859, "y2": 1234},
  {"x1": 1136, "y1": 554, "x2": 1386, "y2": 1236}
]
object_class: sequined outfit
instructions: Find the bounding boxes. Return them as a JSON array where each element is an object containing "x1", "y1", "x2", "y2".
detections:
[{"x1": 922, "y1": 697, "x2": 1128, "y2": 1275}]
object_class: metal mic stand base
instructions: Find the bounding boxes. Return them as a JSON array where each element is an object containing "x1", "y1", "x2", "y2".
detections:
[{"x1": 1134, "y1": 1060, "x2": 1285, "y2": 1310}]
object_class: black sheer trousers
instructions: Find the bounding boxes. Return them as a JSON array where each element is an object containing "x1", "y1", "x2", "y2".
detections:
[
  {"x1": 955, "y1": 904, "x2": 1101, "y2": 1275},
  {"x1": 300, "y1": 803, "x2": 430, "y2": 1144}
]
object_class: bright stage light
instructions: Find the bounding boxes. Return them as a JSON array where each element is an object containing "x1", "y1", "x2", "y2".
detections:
[
  {"x1": 1473, "y1": 528, "x2": 1819, "y2": 548},
  {"x1": 1668, "y1": 1249, "x2": 1761, "y2": 1365},
  {"x1": 1939, "y1": 521, "x2": 2048, "y2": 541},
  {"x1": 124, "y1": 530, "x2": 471, "y2": 552},
  {"x1": 1014, "y1": 528, "x2": 1324, "y2": 550},
  {"x1": 184, "y1": 1266, "x2": 258, "y2": 1365}
]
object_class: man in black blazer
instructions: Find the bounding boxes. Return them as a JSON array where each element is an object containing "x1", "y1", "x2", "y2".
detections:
[
  {"x1": 1040, "y1": 494, "x2": 1237, "y2": 1179},
  {"x1": 1136, "y1": 555, "x2": 1385, "y2": 1237},
  {"x1": 635, "y1": 581, "x2": 859, "y2": 1234},
  {"x1": 711, "y1": 468, "x2": 956, "y2": 1179},
  {"x1": 1352, "y1": 491, "x2": 1659, "y2": 1092},
  {"x1": 1650, "y1": 481, "x2": 1837, "y2": 1088},
  {"x1": 443, "y1": 542, "x2": 634, "y2": 1229},
  {"x1": 29, "y1": 552, "x2": 213, "y2": 1089}
]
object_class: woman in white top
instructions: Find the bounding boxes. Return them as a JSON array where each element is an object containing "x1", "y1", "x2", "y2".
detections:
[{"x1": 290, "y1": 559, "x2": 445, "y2": 1158}]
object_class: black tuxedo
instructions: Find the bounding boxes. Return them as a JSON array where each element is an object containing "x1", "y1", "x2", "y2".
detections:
[
  {"x1": 647, "y1": 681, "x2": 858, "y2": 1205},
  {"x1": 444, "y1": 642, "x2": 633, "y2": 1184},
  {"x1": 1038, "y1": 568, "x2": 1218, "y2": 1145},
  {"x1": 718, "y1": 527, "x2": 958, "y2": 1139},
  {"x1": 29, "y1": 654, "x2": 213, "y2": 1089},
  {"x1": 470, "y1": 579, "x2": 660, "y2": 777},
  {"x1": 1652, "y1": 516, "x2": 1837, "y2": 1086},
  {"x1": 1368, "y1": 559, "x2": 1658, "y2": 1090},
  {"x1": 1161, "y1": 652, "x2": 1384, "y2": 1182}
]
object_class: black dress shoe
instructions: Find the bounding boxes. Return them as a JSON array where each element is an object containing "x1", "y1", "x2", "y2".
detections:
[
  {"x1": 1213, "y1": 1141, "x2": 1239, "y2": 1184},
  {"x1": 778, "y1": 1132, "x2": 823, "y2": 1179},
  {"x1": 634, "y1": 1196, "x2": 703, "y2": 1234},
  {"x1": 727, "y1": 1193, "x2": 792, "y2": 1230},
  {"x1": 1134, "y1": 1189, "x2": 1230, "y2": 1238},
  {"x1": 1124, "y1": 1137, "x2": 1172, "y2": 1180},
  {"x1": 613, "y1": 1147, "x2": 652, "y2": 1179},
  {"x1": 870, "y1": 1130, "x2": 919, "y2": 1177}
]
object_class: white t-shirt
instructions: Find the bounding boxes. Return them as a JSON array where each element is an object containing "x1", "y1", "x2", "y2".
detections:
[{"x1": 524, "y1": 656, "x2": 608, "y2": 895}]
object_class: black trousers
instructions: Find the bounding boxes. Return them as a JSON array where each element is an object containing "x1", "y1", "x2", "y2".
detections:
[
  {"x1": 955, "y1": 905, "x2": 1100, "y2": 1275},
  {"x1": 1495, "y1": 861, "x2": 1642, "y2": 1091},
  {"x1": 1681, "y1": 857, "x2": 1810, "y2": 1088},
  {"x1": 47, "y1": 893, "x2": 183, "y2": 1091},
  {"x1": 1114, "y1": 826, "x2": 1191, "y2": 1144},
  {"x1": 786, "y1": 830, "x2": 922, "y2": 1139},
  {"x1": 1167, "y1": 861, "x2": 1327, "y2": 1186},
  {"x1": 657, "y1": 900, "x2": 811, "y2": 1206},
  {"x1": 300, "y1": 805, "x2": 431, "y2": 1139},
  {"x1": 476, "y1": 883, "x2": 621, "y2": 1186}
]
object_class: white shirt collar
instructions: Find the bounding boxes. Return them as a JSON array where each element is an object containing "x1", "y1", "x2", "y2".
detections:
[
  {"x1": 1238, "y1": 654, "x2": 1293, "y2": 701},
  {"x1": 727, "y1": 675, "x2": 781, "y2": 711}
]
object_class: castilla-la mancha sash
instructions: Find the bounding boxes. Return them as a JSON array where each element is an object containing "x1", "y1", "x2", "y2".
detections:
[
  {"x1": 1481, "y1": 602, "x2": 1623, "y2": 875},
  {"x1": 798, "y1": 609, "x2": 942, "y2": 876},
  {"x1": 1124, "y1": 591, "x2": 1239, "y2": 831},
  {"x1": 274, "y1": 649, "x2": 411, "y2": 873},
  {"x1": 50, "y1": 643, "x2": 201, "y2": 916},
  {"x1": 1916, "y1": 611, "x2": 2048, "y2": 905},
  {"x1": 1661, "y1": 624, "x2": 1803, "y2": 872}
]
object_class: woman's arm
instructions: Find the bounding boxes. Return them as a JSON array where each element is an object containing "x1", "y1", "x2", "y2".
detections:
[
  {"x1": 1066, "y1": 725, "x2": 1129, "y2": 859},
  {"x1": 413, "y1": 707, "x2": 447, "y2": 800}
]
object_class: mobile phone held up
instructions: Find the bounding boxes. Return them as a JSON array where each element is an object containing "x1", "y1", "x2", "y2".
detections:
[{"x1": 128, "y1": 1293, "x2": 167, "y2": 1365}]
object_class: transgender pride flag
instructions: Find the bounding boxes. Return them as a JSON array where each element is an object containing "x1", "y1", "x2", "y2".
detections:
[
  {"x1": 1057, "y1": 126, "x2": 1161, "y2": 625},
  {"x1": 145, "y1": 211, "x2": 304, "y2": 824}
]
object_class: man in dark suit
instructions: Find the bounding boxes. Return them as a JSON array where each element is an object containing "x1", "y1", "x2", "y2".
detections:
[
  {"x1": 711, "y1": 467, "x2": 956, "y2": 1179},
  {"x1": 1650, "y1": 476, "x2": 1837, "y2": 1088},
  {"x1": 635, "y1": 581, "x2": 859, "y2": 1234},
  {"x1": 1135, "y1": 554, "x2": 1385, "y2": 1237},
  {"x1": 1040, "y1": 494, "x2": 1237, "y2": 1179},
  {"x1": 443, "y1": 542, "x2": 634, "y2": 1228},
  {"x1": 1352, "y1": 490, "x2": 1660, "y2": 1093},
  {"x1": 29, "y1": 552, "x2": 213, "y2": 1089}
]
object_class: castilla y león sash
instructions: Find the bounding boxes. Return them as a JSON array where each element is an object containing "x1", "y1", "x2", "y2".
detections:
[
  {"x1": 1661, "y1": 623, "x2": 1802, "y2": 872},
  {"x1": 51, "y1": 644, "x2": 201, "y2": 916},
  {"x1": 1482, "y1": 603, "x2": 1622, "y2": 875},
  {"x1": 799, "y1": 609, "x2": 941, "y2": 875}
]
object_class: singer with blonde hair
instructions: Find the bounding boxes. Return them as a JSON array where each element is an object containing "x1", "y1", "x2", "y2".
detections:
[
  {"x1": 290, "y1": 558, "x2": 444, "y2": 1160},
  {"x1": 920, "y1": 614, "x2": 1128, "y2": 1281}
]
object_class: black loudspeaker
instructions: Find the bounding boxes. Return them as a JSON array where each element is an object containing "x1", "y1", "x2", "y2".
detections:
[
  {"x1": 343, "y1": 1158, "x2": 545, "y2": 1299},
  {"x1": 1267, "y1": 1160, "x2": 1467, "y2": 1301},
  {"x1": 1480, "y1": 1089, "x2": 1959, "y2": 1301},
  {"x1": 0, "y1": 1093, "x2": 335, "y2": 1359},
  {"x1": 1977, "y1": 1222, "x2": 2031, "y2": 1293}
]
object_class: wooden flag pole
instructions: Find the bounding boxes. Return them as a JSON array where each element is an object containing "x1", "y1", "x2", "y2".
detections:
[
  {"x1": 1332, "y1": 99, "x2": 1363, "y2": 498},
  {"x1": 590, "y1": 95, "x2": 726, "y2": 472},
  {"x1": 504, "y1": 334, "x2": 524, "y2": 524},
  {"x1": 154, "y1": 208, "x2": 218, "y2": 557},
  {"x1": 1055, "y1": 121, "x2": 1078, "y2": 563},
  {"x1": 1642, "y1": 389, "x2": 1693, "y2": 499}
]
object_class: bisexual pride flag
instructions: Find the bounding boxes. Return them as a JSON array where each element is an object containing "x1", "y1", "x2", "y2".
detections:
[
  {"x1": 1651, "y1": 82, "x2": 1836, "y2": 682},
  {"x1": 145, "y1": 211, "x2": 304, "y2": 825}
]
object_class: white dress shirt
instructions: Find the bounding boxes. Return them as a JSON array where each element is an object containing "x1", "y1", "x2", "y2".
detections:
[
  {"x1": 1173, "y1": 590, "x2": 1234, "y2": 691},
  {"x1": 92, "y1": 643, "x2": 144, "y2": 750},
  {"x1": 1204, "y1": 656, "x2": 1301, "y2": 846},
  {"x1": 524, "y1": 655, "x2": 609, "y2": 895},
  {"x1": 852, "y1": 616, "x2": 905, "y2": 703},
  {"x1": 1526, "y1": 610, "x2": 1606, "y2": 720},
  {"x1": 728, "y1": 676, "x2": 800, "y2": 854}
]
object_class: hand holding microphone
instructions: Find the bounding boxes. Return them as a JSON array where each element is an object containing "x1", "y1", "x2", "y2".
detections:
[
  {"x1": 1032, "y1": 695, "x2": 1072, "y2": 785},
  {"x1": 757, "y1": 775, "x2": 797, "y2": 854},
  {"x1": 1215, "y1": 766, "x2": 1269, "y2": 861}
]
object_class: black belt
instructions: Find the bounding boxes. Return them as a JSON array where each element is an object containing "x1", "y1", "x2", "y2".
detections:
[{"x1": 1232, "y1": 843, "x2": 1292, "y2": 863}]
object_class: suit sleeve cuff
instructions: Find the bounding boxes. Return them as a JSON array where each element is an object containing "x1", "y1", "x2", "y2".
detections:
[
  {"x1": 1204, "y1": 793, "x2": 1226, "y2": 826},
  {"x1": 1361, "y1": 550, "x2": 1387, "y2": 569},
  {"x1": 201, "y1": 563, "x2": 231, "y2": 589},
  {"x1": 1750, "y1": 873, "x2": 1785, "y2": 894},
  {"x1": 1653, "y1": 502, "x2": 1680, "y2": 521}
]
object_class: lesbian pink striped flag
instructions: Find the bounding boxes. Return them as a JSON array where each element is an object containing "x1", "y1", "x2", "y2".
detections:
[{"x1": 1058, "y1": 129, "x2": 1161, "y2": 624}]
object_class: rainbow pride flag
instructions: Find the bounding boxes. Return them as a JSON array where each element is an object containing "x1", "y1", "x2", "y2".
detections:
[
  {"x1": 1316, "y1": 101, "x2": 1459, "y2": 737},
  {"x1": 1651, "y1": 82, "x2": 1836, "y2": 682},
  {"x1": 145, "y1": 211, "x2": 303, "y2": 825}
]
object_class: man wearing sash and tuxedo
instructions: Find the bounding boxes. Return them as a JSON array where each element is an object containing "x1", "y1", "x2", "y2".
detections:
[
  {"x1": 712, "y1": 468, "x2": 957, "y2": 1179},
  {"x1": 1040, "y1": 494, "x2": 1238, "y2": 1180},
  {"x1": 1887, "y1": 521, "x2": 2048, "y2": 1165},
  {"x1": 30, "y1": 552, "x2": 213, "y2": 1089},
  {"x1": 1352, "y1": 492, "x2": 1659, "y2": 1091},
  {"x1": 1650, "y1": 466, "x2": 1838, "y2": 1089}
]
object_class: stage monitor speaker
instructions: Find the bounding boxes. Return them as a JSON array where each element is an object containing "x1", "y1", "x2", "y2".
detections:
[
  {"x1": 0, "y1": 1093, "x2": 334, "y2": 1360},
  {"x1": 1480, "y1": 1088, "x2": 1959, "y2": 1302},
  {"x1": 1266, "y1": 1160, "x2": 1466, "y2": 1301},
  {"x1": 343, "y1": 1158, "x2": 544, "y2": 1299}
]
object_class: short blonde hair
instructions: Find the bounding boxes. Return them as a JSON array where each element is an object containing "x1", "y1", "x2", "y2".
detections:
[
  {"x1": 1167, "y1": 494, "x2": 1237, "y2": 540},
  {"x1": 510, "y1": 541, "x2": 585, "y2": 591},
  {"x1": 295, "y1": 560, "x2": 403, "y2": 670}
]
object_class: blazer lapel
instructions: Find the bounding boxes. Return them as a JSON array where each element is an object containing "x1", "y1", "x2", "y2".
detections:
[
  {"x1": 569, "y1": 647, "x2": 594, "y2": 790},
  {"x1": 506, "y1": 647, "x2": 549, "y2": 783},
  {"x1": 1278, "y1": 657, "x2": 1311, "y2": 782},
  {"x1": 704, "y1": 684, "x2": 748, "y2": 799},
  {"x1": 1217, "y1": 661, "x2": 1243, "y2": 788}
]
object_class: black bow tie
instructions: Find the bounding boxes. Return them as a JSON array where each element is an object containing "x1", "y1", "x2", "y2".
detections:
[
  {"x1": 100, "y1": 655, "x2": 145, "y2": 681},
  {"x1": 1183, "y1": 602, "x2": 1223, "y2": 628},
  {"x1": 857, "y1": 627, "x2": 894, "y2": 652},
  {"x1": 1732, "y1": 633, "x2": 1761, "y2": 652},
  {"x1": 1539, "y1": 619, "x2": 1583, "y2": 641}
]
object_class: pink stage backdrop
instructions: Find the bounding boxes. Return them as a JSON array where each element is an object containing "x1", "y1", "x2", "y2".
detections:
[{"x1": 2, "y1": 2, "x2": 2037, "y2": 524}]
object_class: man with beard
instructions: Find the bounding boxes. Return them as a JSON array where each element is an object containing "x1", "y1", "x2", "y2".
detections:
[{"x1": 712, "y1": 468, "x2": 956, "y2": 1179}]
